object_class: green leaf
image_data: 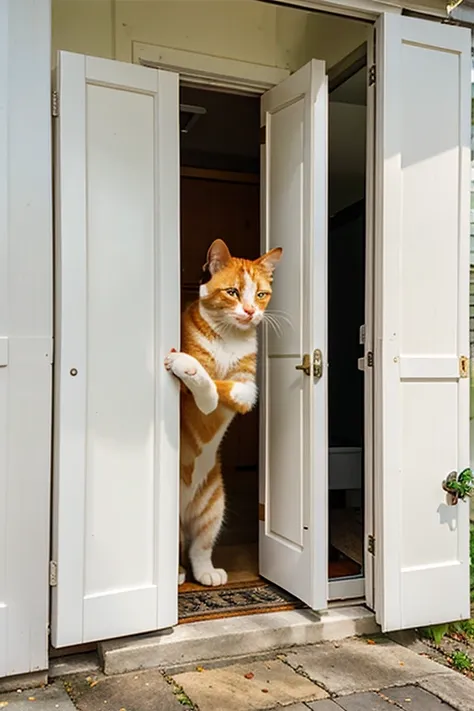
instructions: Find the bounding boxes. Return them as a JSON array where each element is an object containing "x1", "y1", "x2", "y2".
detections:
[{"x1": 430, "y1": 623, "x2": 450, "y2": 645}]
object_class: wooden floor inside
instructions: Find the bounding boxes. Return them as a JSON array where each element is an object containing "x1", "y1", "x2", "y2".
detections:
[{"x1": 179, "y1": 514, "x2": 363, "y2": 594}]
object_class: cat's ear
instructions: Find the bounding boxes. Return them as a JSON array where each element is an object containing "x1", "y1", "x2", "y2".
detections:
[
  {"x1": 204, "y1": 239, "x2": 232, "y2": 275},
  {"x1": 255, "y1": 247, "x2": 283, "y2": 274}
]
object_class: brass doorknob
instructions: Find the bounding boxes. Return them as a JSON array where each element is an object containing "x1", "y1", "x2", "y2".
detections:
[{"x1": 295, "y1": 353, "x2": 311, "y2": 376}]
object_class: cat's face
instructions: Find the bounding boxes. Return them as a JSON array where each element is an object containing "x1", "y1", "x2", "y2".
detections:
[{"x1": 199, "y1": 239, "x2": 282, "y2": 331}]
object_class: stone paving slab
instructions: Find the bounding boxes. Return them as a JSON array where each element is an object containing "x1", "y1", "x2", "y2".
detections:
[
  {"x1": 418, "y1": 673, "x2": 474, "y2": 711},
  {"x1": 284, "y1": 637, "x2": 447, "y2": 696},
  {"x1": 334, "y1": 692, "x2": 400, "y2": 710},
  {"x1": 173, "y1": 659, "x2": 328, "y2": 711},
  {"x1": 306, "y1": 702, "x2": 345, "y2": 710},
  {"x1": 381, "y1": 684, "x2": 453, "y2": 710},
  {"x1": 63, "y1": 670, "x2": 182, "y2": 711},
  {"x1": 0, "y1": 684, "x2": 75, "y2": 711}
]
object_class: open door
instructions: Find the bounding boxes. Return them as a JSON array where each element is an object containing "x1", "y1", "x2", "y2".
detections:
[
  {"x1": 259, "y1": 60, "x2": 328, "y2": 609},
  {"x1": 51, "y1": 52, "x2": 180, "y2": 646},
  {"x1": 374, "y1": 15, "x2": 471, "y2": 631}
]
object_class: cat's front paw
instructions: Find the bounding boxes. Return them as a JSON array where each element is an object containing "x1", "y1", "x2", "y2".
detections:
[
  {"x1": 178, "y1": 565, "x2": 186, "y2": 586},
  {"x1": 164, "y1": 351, "x2": 217, "y2": 415},
  {"x1": 164, "y1": 350, "x2": 199, "y2": 377},
  {"x1": 195, "y1": 568, "x2": 228, "y2": 587}
]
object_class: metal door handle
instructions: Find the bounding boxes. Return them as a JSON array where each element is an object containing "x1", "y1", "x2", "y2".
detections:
[
  {"x1": 295, "y1": 350, "x2": 323, "y2": 379},
  {"x1": 295, "y1": 353, "x2": 311, "y2": 376}
]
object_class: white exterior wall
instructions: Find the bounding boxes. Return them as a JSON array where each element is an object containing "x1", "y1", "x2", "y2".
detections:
[{"x1": 0, "y1": 0, "x2": 52, "y2": 678}]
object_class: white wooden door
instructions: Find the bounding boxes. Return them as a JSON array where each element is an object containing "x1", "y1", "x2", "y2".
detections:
[
  {"x1": 259, "y1": 60, "x2": 328, "y2": 609},
  {"x1": 51, "y1": 51, "x2": 180, "y2": 647},
  {"x1": 374, "y1": 15, "x2": 471, "y2": 631}
]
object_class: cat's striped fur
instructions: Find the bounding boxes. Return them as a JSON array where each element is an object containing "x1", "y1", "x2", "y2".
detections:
[{"x1": 164, "y1": 239, "x2": 282, "y2": 587}]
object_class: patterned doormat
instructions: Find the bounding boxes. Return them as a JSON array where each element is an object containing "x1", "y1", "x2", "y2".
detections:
[{"x1": 178, "y1": 580, "x2": 306, "y2": 624}]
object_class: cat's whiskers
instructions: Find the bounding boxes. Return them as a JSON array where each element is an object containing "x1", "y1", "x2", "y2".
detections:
[
  {"x1": 265, "y1": 309, "x2": 293, "y2": 328},
  {"x1": 262, "y1": 312, "x2": 283, "y2": 337}
]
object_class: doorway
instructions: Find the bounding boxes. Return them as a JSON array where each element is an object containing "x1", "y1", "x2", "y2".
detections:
[
  {"x1": 178, "y1": 87, "x2": 267, "y2": 621},
  {"x1": 327, "y1": 57, "x2": 368, "y2": 598},
  {"x1": 50, "y1": 1, "x2": 376, "y2": 648},
  {"x1": 177, "y1": 54, "x2": 368, "y2": 620}
]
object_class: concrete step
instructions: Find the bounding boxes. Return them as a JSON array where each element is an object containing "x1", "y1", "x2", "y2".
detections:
[{"x1": 99, "y1": 606, "x2": 379, "y2": 676}]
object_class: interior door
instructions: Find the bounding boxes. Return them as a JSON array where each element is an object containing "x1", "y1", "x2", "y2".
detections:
[
  {"x1": 51, "y1": 51, "x2": 180, "y2": 647},
  {"x1": 259, "y1": 59, "x2": 328, "y2": 609},
  {"x1": 374, "y1": 15, "x2": 471, "y2": 631}
]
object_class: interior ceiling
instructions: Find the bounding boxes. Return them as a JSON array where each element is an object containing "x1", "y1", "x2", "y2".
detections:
[
  {"x1": 180, "y1": 66, "x2": 366, "y2": 196},
  {"x1": 180, "y1": 86, "x2": 260, "y2": 161}
]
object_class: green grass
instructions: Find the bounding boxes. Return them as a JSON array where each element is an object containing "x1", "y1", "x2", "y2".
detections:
[{"x1": 457, "y1": 619, "x2": 474, "y2": 638}]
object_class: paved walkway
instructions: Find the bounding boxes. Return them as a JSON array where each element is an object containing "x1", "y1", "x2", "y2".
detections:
[{"x1": 1, "y1": 636, "x2": 473, "y2": 711}]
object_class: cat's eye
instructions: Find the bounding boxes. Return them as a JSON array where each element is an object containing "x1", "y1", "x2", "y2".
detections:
[
  {"x1": 257, "y1": 292, "x2": 268, "y2": 299},
  {"x1": 225, "y1": 288, "x2": 239, "y2": 298}
]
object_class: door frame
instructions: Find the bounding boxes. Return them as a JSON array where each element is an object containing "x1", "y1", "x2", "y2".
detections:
[
  {"x1": 147, "y1": 40, "x2": 372, "y2": 604},
  {"x1": 0, "y1": 0, "x2": 466, "y2": 682}
]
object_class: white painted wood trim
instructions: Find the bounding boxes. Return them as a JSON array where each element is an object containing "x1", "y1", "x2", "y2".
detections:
[
  {"x1": 52, "y1": 51, "x2": 88, "y2": 647},
  {"x1": 268, "y1": 0, "x2": 446, "y2": 20},
  {"x1": 0, "y1": 0, "x2": 52, "y2": 678},
  {"x1": 310, "y1": 62, "x2": 330, "y2": 611},
  {"x1": 363, "y1": 27, "x2": 375, "y2": 612},
  {"x1": 328, "y1": 576, "x2": 365, "y2": 601},
  {"x1": 134, "y1": 42, "x2": 290, "y2": 94},
  {"x1": 0, "y1": 338, "x2": 8, "y2": 368},
  {"x1": 398, "y1": 356, "x2": 460, "y2": 380}
]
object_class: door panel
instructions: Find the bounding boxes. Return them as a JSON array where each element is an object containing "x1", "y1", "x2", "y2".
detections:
[
  {"x1": 374, "y1": 15, "x2": 471, "y2": 631},
  {"x1": 268, "y1": 358, "x2": 305, "y2": 548},
  {"x1": 259, "y1": 60, "x2": 328, "y2": 609},
  {"x1": 52, "y1": 51, "x2": 180, "y2": 647}
]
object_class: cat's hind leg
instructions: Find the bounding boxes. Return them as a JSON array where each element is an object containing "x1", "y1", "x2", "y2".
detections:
[{"x1": 188, "y1": 462, "x2": 227, "y2": 587}]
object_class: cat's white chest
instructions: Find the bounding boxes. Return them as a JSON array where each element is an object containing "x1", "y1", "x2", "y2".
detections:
[{"x1": 196, "y1": 331, "x2": 255, "y2": 378}]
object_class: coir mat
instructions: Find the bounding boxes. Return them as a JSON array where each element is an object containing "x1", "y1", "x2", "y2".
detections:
[{"x1": 178, "y1": 579, "x2": 306, "y2": 624}]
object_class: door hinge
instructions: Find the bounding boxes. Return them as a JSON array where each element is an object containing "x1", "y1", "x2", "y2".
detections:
[
  {"x1": 51, "y1": 91, "x2": 59, "y2": 118},
  {"x1": 368, "y1": 65, "x2": 376, "y2": 87},
  {"x1": 367, "y1": 351, "x2": 374, "y2": 368},
  {"x1": 459, "y1": 355, "x2": 469, "y2": 378},
  {"x1": 367, "y1": 534, "x2": 375, "y2": 555},
  {"x1": 258, "y1": 503, "x2": 265, "y2": 522},
  {"x1": 49, "y1": 560, "x2": 58, "y2": 587}
]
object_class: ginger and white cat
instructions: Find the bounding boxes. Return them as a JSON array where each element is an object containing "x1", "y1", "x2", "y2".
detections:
[{"x1": 164, "y1": 239, "x2": 282, "y2": 587}]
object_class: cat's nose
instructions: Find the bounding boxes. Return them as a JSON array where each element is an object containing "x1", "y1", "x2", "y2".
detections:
[{"x1": 243, "y1": 305, "x2": 255, "y2": 316}]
